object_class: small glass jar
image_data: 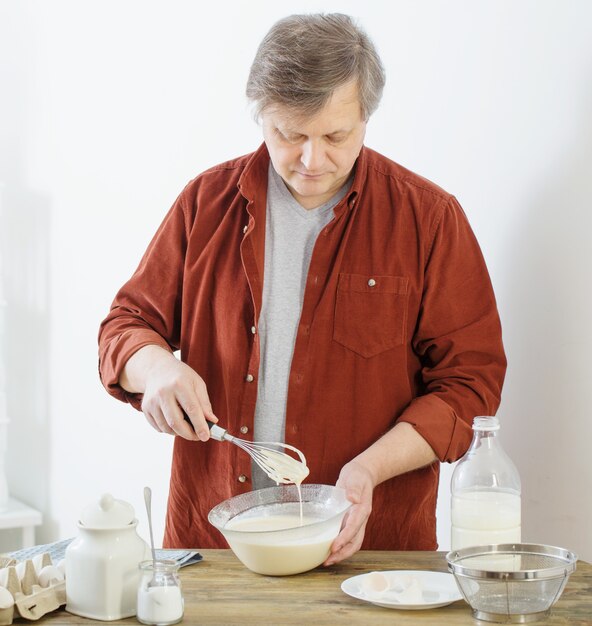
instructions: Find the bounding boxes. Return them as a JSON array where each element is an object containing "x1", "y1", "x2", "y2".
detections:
[{"x1": 137, "y1": 559, "x2": 184, "y2": 626}]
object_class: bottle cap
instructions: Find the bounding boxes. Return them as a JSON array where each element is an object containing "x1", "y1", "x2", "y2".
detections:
[{"x1": 472, "y1": 416, "x2": 500, "y2": 431}]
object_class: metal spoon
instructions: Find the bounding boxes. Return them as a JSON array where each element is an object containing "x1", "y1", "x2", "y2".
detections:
[{"x1": 143, "y1": 486, "x2": 157, "y2": 572}]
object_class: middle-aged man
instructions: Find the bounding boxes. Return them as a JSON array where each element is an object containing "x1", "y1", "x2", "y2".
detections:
[{"x1": 98, "y1": 13, "x2": 506, "y2": 565}]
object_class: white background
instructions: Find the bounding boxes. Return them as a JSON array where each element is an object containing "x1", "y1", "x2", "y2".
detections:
[{"x1": 0, "y1": 1, "x2": 591, "y2": 561}]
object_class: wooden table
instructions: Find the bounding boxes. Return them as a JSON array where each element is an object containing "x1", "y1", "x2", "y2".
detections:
[{"x1": 30, "y1": 550, "x2": 592, "y2": 625}]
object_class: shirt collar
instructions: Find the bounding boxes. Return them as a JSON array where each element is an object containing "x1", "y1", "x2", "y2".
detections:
[
  {"x1": 237, "y1": 143, "x2": 270, "y2": 202},
  {"x1": 238, "y1": 142, "x2": 368, "y2": 213}
]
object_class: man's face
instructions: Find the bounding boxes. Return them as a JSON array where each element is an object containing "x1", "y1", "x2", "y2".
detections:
[{"x1": 261, "y1": 81, "x2": 367, "y2": 209}]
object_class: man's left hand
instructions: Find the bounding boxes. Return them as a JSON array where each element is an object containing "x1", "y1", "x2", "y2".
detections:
[{"x1": 323, "y1": 460, "x2": 375, "y2": 566}]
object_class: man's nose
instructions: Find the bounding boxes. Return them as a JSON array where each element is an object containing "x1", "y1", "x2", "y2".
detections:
[{"x1": 300, "y1": 140, "x2": 325, "y2": 171}]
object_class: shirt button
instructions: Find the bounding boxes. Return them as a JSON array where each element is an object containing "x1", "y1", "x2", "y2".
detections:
[
  {"x1": 368, "y1": 278, "x2": 376, "y2": 287},
  {"x1": 238, "y1": 474, "x2": 248, "y2": 483},
  {"x1": 240, "y1": 425, "x2": 249, "y2": 434},
  {"x1": 245, "y1": 374, "x2": 254, "y2": 382},
  {"x1": 251, "y1": 326, "x2": 256, "y2": 334},
  {"x1": 243, "y1": 225, "x2": 248, "y2": 234}
]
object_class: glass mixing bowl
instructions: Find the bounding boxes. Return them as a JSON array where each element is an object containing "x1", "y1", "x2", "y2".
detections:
[{"x1": 208, "y1": 484, "x2": 352, "y2": 576}]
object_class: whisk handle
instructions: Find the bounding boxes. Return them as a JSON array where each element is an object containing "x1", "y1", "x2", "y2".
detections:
[
  {"x1": 183, "y1": 412, "x2": 228, "y2": 441},
  {"x1": 208, "y1": 422, "x2": 228, "y2": 441}
]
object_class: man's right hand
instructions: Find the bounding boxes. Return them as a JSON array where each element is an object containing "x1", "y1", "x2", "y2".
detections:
[{"x1": 118, "y1": 345, "x2": 218, "y2": 441}]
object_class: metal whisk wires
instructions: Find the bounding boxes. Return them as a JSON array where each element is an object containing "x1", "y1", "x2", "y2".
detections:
[{"x1": 209, "y1": 423, "x2": 309, "y2": 485}]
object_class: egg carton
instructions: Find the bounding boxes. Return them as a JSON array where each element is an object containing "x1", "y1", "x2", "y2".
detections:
[{"x1": 0, "y1": 553, "x2": 66, "y2": 624}]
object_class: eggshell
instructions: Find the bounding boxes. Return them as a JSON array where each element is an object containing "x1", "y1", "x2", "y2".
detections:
[
  {"x1": 361, "y1": 571, "x2": 390, "y2": 594},
  {"x1": 15, "y1": 561, "x2": 27, "y2": 581},
  {"x1": 0, "y1": 567, "x2": 8, "y2": 587},
  {"x1": 56, "y1": 559, "x2": 66, "y2": 577},
  {"x1": 32, "y1": 553, "x2": 51, "y2": 574},
  {"x1": 38, "y1": 565, "x2": 64, "y2": 588},
  {"x1": 32, "y1": 554, "x2": 44, "y2": 574},
  {"x1": 385, "y1": 574, "x2": 424, "y2": 604},
  {"x1": 0, "y1": 586, "x2": 14, "y2": 610}
]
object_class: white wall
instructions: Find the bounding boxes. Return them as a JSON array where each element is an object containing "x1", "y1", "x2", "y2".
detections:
[{"x1": 1, "y1": 1, "x2": 591, "y2": 560}]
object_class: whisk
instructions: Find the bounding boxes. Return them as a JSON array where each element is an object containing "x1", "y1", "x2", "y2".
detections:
[
  {"x1": 209, "y1": 422, "x2": 309, "y2": 484},
  {"x1": 185, "y1": 415, "x2": 309, "y2": 484}
]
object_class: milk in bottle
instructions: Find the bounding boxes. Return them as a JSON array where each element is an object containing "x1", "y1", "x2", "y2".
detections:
[{"x1": 451, "y1": 416, "x2": 521, "y2": 568}]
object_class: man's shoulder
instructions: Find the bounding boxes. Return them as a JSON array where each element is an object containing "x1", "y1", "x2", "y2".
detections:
[
  {"x1": 174, "y1": 151, "x2": 260, "y2": 208},
  {"x1": 179, "y1": 145, "x2": 269, "y2": 202},
  {"x1": 190, "y1": 151, "x2": 255, "y2": 185},
  {"x1": 363, "y1": 147, "x2": 452, "y2": 203}
]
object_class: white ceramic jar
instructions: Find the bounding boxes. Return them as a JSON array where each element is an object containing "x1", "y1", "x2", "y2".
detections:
[{"x1": 65, "y1": 493, "x2": 151, "y2": 621}]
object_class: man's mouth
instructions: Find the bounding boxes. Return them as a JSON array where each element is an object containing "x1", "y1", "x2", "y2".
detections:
[{"x1": 296, "y1": 171, "x2": 325, "y2": 179}]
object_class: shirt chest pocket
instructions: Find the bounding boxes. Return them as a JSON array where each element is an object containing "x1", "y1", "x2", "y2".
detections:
[{"x1": 333, "y1": 273, "x2": 409, "y2": 358}]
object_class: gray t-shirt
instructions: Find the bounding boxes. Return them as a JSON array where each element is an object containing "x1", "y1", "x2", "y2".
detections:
[{"x1": 252, "y1": 164, "x2": 350, "y2": 489}]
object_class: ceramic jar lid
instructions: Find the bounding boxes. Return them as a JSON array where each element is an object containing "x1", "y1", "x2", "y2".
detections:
[{"x1": 79, "y1": 493, "x2": 135, "y2": 528}]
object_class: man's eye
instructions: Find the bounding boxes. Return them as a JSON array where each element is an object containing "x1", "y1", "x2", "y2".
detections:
[
  {"x1": 327, "y1": 134, "x2": 346, "y2": 144},
  {"x1": 276, "y1": 129, "x2": 302, "y2": 143}
]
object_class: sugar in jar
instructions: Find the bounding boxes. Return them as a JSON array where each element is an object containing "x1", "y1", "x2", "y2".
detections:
[{"x1": 137, "y1": 559, "x2": 184, "y2": 626}]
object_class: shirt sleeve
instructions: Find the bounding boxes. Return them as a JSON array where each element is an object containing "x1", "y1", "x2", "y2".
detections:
[
  {"x1": 397, "y1": 195, "x2": 507, "y2": 462},
  {"x1": 97, "y1": 191, "x2": 190, "y2": 410}
]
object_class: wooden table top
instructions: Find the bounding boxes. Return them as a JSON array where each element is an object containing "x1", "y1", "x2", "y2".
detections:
[{"x1": 28, "y1": 550, "x2": 592, "y2": 625}]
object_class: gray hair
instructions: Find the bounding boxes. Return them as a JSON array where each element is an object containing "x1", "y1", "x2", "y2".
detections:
[{"x1": 246, "y1": 13, "x2": 385, "y2": 121}]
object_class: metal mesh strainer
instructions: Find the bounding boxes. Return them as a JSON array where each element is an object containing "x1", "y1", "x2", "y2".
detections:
[{"x1": 446, "y1": 543, "x2": 577, "y2": 623}]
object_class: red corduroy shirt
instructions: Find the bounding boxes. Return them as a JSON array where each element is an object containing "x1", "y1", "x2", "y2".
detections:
[{"x1": 98, "y1": 143, "x2": 506, "y2": 550}]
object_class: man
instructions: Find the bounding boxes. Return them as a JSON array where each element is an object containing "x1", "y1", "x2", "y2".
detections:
[{"x1": 98, "y1": 14, "x2": 506, "y2": 564}]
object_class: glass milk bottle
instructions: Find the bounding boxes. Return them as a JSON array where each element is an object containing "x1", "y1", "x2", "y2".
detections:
[{"x1": 451, "y1": 416, "x2": 521, "y2": 552}]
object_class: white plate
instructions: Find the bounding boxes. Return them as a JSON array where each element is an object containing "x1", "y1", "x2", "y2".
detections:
[{"x1": 341, "y1": 570, "x2": 463, "y2": 610}]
